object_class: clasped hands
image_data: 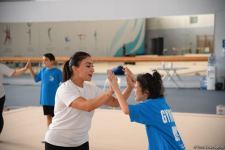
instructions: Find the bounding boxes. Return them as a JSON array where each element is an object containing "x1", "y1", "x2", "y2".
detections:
[{"x1": 107, "y1": 67, "x2": 135, "y2": 93}]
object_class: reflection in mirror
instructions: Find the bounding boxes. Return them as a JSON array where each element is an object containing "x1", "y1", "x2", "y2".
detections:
[{"x1": 145, "y1": 14, "x2": 214, "y2": 55}]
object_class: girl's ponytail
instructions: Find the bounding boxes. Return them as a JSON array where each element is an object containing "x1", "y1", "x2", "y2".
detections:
[
  {"x1": 152, "y1": 70, "x2": 164, "y2": 98},
  {"x1": 136, "y1": 70, "x2": 164, "y2": 99}
]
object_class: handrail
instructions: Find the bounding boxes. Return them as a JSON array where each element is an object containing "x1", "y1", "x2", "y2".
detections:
[{"x1": 0, "y1": 55, "x2": 208, "y2": 63}]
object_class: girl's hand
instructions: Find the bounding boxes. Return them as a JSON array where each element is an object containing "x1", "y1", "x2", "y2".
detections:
[
  {"x1": 126, "y1": 75, "x2": 135, "y2": 89},
  {"x1": 124, "y1": 67, "x2": 135, "y2": 82},
  {"x1": 124, "y1": 67, "x2": 135, "y2": 88}
]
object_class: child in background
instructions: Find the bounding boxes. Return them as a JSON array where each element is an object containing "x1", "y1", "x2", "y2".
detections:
[{"x1": 28, "y1": 53, "x2": 62, "y2": 127}]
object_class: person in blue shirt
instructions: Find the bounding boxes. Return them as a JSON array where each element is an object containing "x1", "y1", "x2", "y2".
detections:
[
  {"x1": 107, "y1": 69, "x2": 185, "y2": 150},
  {"x1": 28, "y1": 53, "x2": 62, "y2": 127}
]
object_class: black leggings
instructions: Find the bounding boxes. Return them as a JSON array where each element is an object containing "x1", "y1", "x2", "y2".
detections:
[
  {"x1": 45, "y1": 142, "x2": 89, "y2": 150},
  {"x1": 0, "y1": 96, "x2": 5, "y2": 134}
]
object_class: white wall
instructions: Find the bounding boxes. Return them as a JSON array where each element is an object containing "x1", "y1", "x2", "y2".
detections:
[{"x1": 0, "y1": 0, "x2": 225, "y2": 23}]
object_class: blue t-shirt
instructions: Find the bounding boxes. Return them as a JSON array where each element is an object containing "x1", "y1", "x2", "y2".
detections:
[
  {"x1": 128, "y1": 98, "x2": 185, "y2": 150},
  {"x1": 35, "y1": 67, "x2": 62, "y2": 106}
]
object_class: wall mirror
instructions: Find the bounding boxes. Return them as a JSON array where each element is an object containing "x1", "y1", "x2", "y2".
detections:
[
  {"x1": 145, "y1": 14, "x2": 215, "y2": 55},
  {"x1": 0, "y1": 14, "x2": 214, "y2": 57}
]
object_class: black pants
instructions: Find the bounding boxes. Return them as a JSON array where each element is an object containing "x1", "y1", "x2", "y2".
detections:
[
  {"x1": 45, "y1": 142, "x2": 89, "y2": 150},
  {"x1": 0, "y1": 96, "x2": 5, "y2": 134},
  {"x1": 43, "y1": 105, "x2": 54, "y2": 117}
]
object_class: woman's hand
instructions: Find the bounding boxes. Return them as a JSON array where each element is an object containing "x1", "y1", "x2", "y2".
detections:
[{"x1": 107, "y1": 70, "x2": 119, "y2": 91}]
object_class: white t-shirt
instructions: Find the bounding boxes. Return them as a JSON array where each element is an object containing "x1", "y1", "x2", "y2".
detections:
[
  {"x1": 0, "y1": 63, "x2": 14, "y2": 98},
  {"x1": 45, "y1": 79, "x2": 103, "y2": 147}
]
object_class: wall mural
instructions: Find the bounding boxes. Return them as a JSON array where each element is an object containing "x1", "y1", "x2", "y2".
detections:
[
  {"x1": 112, "y1": 19, "x2": 145, "y2": 56},
  {"x1": 0, "y1": 18, "x2": 145, "y2": 57}
]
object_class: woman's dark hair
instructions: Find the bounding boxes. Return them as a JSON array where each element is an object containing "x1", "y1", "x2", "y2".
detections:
[
  {"x1": 136, "y1": 70, "x2": 164, "y2": 99},
  {"x1": 63, "y1": 51, "x2": 91, "y2": 82},
  {"x1": 43, "y1": 53, "x2": 55, "y2": 61}
]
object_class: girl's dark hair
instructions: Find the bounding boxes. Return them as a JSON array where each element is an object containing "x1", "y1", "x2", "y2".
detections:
[
  {"x1": 136, "y1": 70, "x2": 164, "y2": 99},
  {"x1": 63, "y1": 51, "x2": 91, "y2": 82},
  {"x1": 43, "y1": 53, "x2": 55, "y2": 61}
]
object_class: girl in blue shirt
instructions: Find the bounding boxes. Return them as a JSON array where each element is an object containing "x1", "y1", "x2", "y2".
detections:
[
  {"x1": 107, "y1": 69, "x2": 185, "y2": 150},
  {"x1": 28, "y1": 53, "x2": 62, "y2": 127}
]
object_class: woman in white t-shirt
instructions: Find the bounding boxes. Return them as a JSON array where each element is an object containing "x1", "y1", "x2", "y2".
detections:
[
  {"x1": 44, "y1": 51, "x2": 133, "y2": 150},
  {"x1": 0, "y1": 63, "x2": 28, "y2": 134}
]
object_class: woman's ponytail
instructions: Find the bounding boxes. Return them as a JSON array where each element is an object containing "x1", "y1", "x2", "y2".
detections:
[{"x1": 63, "y1": 60, "x2": 72, "y2": 82}]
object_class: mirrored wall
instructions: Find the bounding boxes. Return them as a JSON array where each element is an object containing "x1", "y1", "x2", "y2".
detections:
[
  {"x1": 0, "y1": 14, "x2": 214, "y2": 57},
  {"x1": 145, "y1": 14, "x2": 214, "y2": 55}
]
